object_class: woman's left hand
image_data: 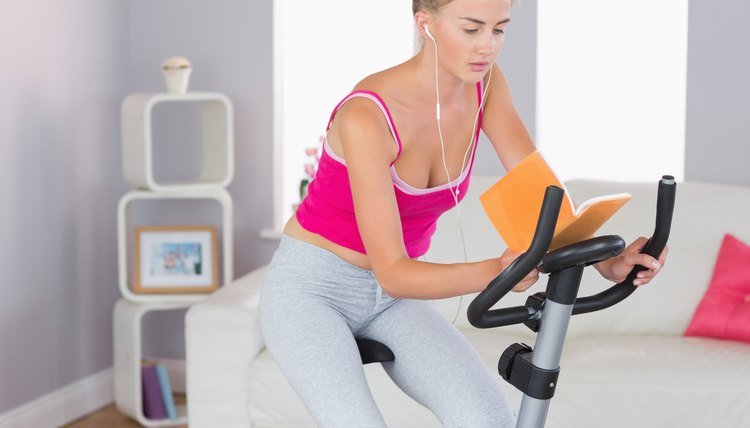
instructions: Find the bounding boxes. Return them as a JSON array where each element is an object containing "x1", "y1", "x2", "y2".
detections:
[{"x1": 595, "y1": 237, "x2": 669, "y2": 286}]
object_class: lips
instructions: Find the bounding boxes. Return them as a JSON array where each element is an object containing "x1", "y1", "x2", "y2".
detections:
[{"x1": 470, "y1": 62, "x2": 490, "y2": 72}]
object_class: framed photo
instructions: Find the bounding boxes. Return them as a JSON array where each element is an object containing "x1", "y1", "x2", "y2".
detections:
[{"x1": 133, "y1": 225, "x2": 218, "y2": 294}]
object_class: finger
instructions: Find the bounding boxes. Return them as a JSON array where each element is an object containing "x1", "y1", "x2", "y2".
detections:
[
  {"x1": 634, "y1": 274, "x2": 658, "y2": 286},
  {"x1": 511, "y1": 268, "x2": 541, "y2": 292},
  {"x1": 628, "y1": 253, "x2": 662, "y2": 271},
  {"x1": 627, "y1": 236, "x2": 649, "y2": 253},
  {"x1": 657, "y1": 245, "x2": 669, "y2": 266},
  {"x1": 634, "y1": 255, "x2": 669, "y2": 285},
  {"x1": 512, "y1": 281, "x2": 533, "y2": 292}
]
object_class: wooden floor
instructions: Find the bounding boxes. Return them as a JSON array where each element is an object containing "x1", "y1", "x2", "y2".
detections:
[{"x1": 64, "y1": 396, "x2": 187, "y2": 428}]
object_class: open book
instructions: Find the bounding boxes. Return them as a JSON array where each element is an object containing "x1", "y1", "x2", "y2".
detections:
[{"x1": 479, "y1": 150, "x2": 632, "y2": 252}]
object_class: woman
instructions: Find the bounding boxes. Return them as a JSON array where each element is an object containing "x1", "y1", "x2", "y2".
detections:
[{"x1": 260, "y1": 0, "x2": 668, "y2": 426}]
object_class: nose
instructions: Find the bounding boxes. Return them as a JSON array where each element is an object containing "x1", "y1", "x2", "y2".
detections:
[{"x1": 477, "y1": 33, "x2": 497, "y2": 55}]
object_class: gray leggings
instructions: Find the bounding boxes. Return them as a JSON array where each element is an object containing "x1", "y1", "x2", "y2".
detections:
[{"x1": 259, "y1": 235, "x2": 515, "y2": 427}]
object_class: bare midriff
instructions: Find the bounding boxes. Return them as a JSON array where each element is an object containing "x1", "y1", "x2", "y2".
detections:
[{"x1": 283, "y1": 216, "x2": 373, "y2": 270}]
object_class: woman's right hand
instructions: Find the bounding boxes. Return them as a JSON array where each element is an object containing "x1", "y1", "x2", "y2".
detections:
[{"x1": 499, "y1": 249, "x2": 540, "y2": 292}]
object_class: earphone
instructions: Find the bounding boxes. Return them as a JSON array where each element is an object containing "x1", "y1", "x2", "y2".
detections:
[
  {"x1": 424, "y1": 24, "x2": 436, "y2": 43},
  {"x1": 423, "y1": 23, "x2": 494, "y2": 324},
  {"x1": 423, "y1": 22, "x2": 492, "y2": 205}
]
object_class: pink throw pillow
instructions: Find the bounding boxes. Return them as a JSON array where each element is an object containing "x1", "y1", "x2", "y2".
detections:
[{"x1": 685, "y1": 234, "x2": 750, "y2": 343}]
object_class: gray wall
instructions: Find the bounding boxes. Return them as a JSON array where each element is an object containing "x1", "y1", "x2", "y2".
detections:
[
  {"x1": 0, "y1": 0, "x2": 129, "y2": 413},
  {"x1": 1, "y1": 0, "x2": 749, "y2": 418},
  {"x1": 128, "y1": 0, "x2": 279, "y2": 274},
  {"x1": 0, "y1": 0, "x2": 278, "y2": 415},
  {"x1": 475, "y1": 0, "x2": 537, "y2": 174},
  {"x1": 126, "y1": 0, "x2": 278, "y2": 360},
  {"x1": 685, "y1": 0, "x2": 750, "y2": 186}
]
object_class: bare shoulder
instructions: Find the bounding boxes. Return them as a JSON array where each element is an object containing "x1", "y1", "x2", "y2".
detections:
[
  {"x1": 332, "y1": 96, "x2": 389, "y2": 139},
  {"x1": 351, "y1": 61, "x2": 412, "y2": 99},
  {"x1": 329, "y1": 93, "x2": 397, "y2": 166},
  {"x1": 330, "y1": 63, "x2": 410, "y2": 163}
]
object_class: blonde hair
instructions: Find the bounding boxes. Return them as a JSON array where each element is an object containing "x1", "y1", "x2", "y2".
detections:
[
  {"x1": 412, "y1": 0, "x2": 515, "y2": 15},
  {"x1": 412, "y1": 0, "x2": 455, "y2": 15}
]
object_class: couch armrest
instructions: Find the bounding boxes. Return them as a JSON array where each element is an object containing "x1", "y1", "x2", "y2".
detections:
[{"x1": 186, "y1": 265, "x2": 268, "y2": 428}]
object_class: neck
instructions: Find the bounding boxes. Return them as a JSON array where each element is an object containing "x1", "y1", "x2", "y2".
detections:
[{"x1": 409, "y1": 47, "x2": 468, "y2": 107}]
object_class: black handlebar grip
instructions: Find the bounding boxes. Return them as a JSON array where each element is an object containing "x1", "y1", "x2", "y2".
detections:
[
  {"x1": 468, "y1": 186, "x2": 564, "y2": 329},
  {"x1": 572, "y1": 175, "x2": 676, "y2": 315}
]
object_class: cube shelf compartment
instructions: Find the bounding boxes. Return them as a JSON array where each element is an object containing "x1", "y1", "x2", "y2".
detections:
[
  {"x1": 117, "y1": 189, "x2": 234, "y2": 304},
  {"x1": 114, "y1": 299, "x2": 192, "y2": 427},
  {"x1": 121, "y1": 92, "x2": 234, "y2": 192}
]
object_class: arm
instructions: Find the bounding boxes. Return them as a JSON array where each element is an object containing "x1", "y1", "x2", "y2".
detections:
[
  {"x1": 479, "y1": 67, "x2": 670, "y2": 286},
  {"x1": 480, "y1": 65, "x2": 536, "y2": 172},
  {"x1": 333, "y1": 98, "x2": 508, "y2": 300}
]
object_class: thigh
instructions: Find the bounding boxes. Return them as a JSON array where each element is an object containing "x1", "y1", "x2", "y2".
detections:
[
  {"x1": 260, "y1": 268, "x2": 386, "y2": 428},
  {"x1": 363, "y1": 299, "x2": 516, "y2": 428}
]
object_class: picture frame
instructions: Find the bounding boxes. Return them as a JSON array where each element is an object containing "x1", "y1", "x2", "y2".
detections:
[{"x1": 133, "y1": 225, "x2": 219, "y2": 294}]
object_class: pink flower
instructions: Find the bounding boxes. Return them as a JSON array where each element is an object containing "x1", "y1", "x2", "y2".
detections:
[
  {"x1": 299, "y1": 141, "x2": 322, "y2": 200},
  {"x1": 304, "y1": 163, "x2": 316, "y2": 179}
]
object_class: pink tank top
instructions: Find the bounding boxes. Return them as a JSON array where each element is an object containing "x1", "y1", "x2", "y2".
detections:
[{"x1": 295, "y1": 83, "x2": 483, "y2": 258}]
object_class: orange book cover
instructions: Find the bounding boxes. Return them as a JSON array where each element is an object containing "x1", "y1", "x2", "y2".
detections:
[{"x1": 479, "y1": 150, "x2": 631, "y2": 252}]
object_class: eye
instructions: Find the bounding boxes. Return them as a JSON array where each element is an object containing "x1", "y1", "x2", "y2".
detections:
[
  {"x1": 493, "y1": 28, "x2": 505, "y2": 35},
  {"x1": 464, "y1": 28, "x2": 479, "y2": 34}
]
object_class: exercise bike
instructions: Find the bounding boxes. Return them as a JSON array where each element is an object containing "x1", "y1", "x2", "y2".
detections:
[{"x1": 355, "y1": 175, "x2": 676, "y2": 428}]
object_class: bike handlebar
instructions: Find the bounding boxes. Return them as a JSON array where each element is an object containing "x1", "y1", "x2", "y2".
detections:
[
  {"x1": 467, "y1": 176, "x2": 677, "y2": 329},
  {"x1": 467, "y1": 185, "x2": 564, "y2": 329},
  {"x1": 572, "y1": 175, "x2": 676, "y2": 315}
]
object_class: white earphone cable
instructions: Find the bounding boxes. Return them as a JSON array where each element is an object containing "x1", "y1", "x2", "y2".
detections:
[{"x1": 429, "y1": 31, "x2": 494, "y2": 324}]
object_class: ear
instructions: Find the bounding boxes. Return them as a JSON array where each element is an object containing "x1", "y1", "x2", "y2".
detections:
[{"x1": 414, "y1": 11, "x2": 431, "y2": 39}]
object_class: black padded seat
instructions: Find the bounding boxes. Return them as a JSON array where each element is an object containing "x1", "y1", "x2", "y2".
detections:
[{"x1": 355, "y1": 338, "x2": 395, "y2": 364}]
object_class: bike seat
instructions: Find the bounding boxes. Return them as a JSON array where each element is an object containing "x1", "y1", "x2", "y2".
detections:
[{"x1": 355, "y1": 338, "x2": 395, "y2": 364}]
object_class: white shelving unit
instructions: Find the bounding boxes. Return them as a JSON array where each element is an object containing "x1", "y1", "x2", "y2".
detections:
[
  {"x1": 114, "y1": 91, "x2": 235, "y2": 427},
  {"x1": 121, "y1": 92, "x2": 234, "y2": 191}
]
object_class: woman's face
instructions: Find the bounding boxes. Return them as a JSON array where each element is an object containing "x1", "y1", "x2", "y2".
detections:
[{"x1": 428, "y1": 0, "x2": 511, "y2": 83}]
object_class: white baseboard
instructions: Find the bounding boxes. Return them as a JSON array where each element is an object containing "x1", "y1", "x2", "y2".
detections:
[
  {"x1": 0, "y1": 368, "x2": 114, "y2": 428},
  {"x1": 0, "y1": 362, "x2": 187, "y2": 428}
]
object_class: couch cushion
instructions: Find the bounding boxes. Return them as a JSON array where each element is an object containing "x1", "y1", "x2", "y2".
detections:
[
  {"x1": 685, "y1": 233, "x2": 750, "y2": 343},
  {"x1": 551, "y1": 334, "x2": 750, "y2": 428},
  {"x1": 246, "y1": 330, "x2": 527, "y2": 428},
  {"x1": 246, "y1": 328, "x2": 750, "y2": 428}
]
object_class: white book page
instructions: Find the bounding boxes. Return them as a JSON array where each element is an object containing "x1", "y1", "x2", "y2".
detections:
[
  {"x1": 540, "y1": 149, "x2": 631, "y2": 217},
  {"x1": 574, "y1": 193, "x2": 632, "y2": 216},
  {"x1": 539, "y1": 149, "x2": 577, "y2": 214}
]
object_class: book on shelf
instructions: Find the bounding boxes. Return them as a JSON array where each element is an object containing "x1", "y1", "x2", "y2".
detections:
[
  {"x1": 155, "y1": 364, "x2": 178, "y2": 420},
  {"x1": 141, "y1": 363, "x2": 166, "y2": 420},
  {"x1": 479, "y1": 150, "x2": 632, "y2": 252}
]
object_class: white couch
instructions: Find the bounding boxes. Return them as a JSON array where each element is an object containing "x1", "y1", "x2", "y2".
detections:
[{"x1": 186, "y1": 177, "x2": 750, "y2": 428}]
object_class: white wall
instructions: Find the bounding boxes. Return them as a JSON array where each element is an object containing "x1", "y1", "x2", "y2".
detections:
[{"x1": 536, "y1": 0, "x2": 687, "y2": 183}]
